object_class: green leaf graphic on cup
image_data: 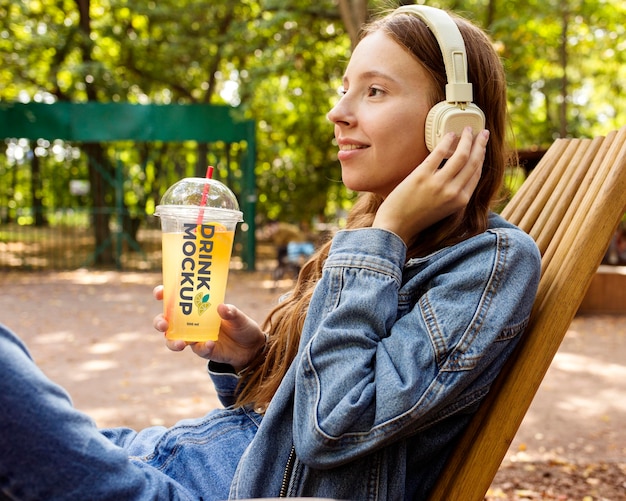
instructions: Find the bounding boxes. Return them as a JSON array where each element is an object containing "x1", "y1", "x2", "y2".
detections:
[{"x1": 194, "y1": 292, "x2": 211, "y2": 315}]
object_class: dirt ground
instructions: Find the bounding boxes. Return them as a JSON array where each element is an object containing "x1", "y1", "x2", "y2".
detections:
[{"x1": 1, "y1": 268, "x2": 624, "y2": 500}]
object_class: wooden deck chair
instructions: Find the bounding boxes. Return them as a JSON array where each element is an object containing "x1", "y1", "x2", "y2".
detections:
[{"x1": 428, "y1": 125, "x2": 626, "y2": 501}]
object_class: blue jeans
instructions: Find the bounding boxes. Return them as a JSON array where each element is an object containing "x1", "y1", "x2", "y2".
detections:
[{"x1": 0, "y1": 324, "x2": 260, "y2": 500}]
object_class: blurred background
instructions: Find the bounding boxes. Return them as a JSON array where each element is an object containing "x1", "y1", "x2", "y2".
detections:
[{"x1": 1, "y1": 0, "x2": 625, "y2": 272}]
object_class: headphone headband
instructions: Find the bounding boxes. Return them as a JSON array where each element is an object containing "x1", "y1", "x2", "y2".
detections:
[
  {"x1": 393, "y1": 5, "x2": 474, "y2": 104},
  {"x1": 390, "y1": 4, "x2": 485, "y2": 151}
]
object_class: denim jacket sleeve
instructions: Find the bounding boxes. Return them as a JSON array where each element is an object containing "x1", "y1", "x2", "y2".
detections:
[
  {"x1": 292, "y1": 225, "x2": 541, "y2": 468},
  {"x1": 208, "y1": 361, "x2": 241, "y2": 408}
]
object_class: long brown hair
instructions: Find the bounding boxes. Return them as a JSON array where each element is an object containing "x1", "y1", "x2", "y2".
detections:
[{"x1": 235, "y1": 9, "x2": 510, "y2": 411}]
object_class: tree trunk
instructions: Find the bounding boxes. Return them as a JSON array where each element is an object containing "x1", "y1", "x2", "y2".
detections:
[
  {"x1": 30, "y1": 144, "x2": 47, "y2": 227},
  {"x1": 74, "y1": 0, "x2": 115, "y2": 265},
  {"x1": 337, "y1": 0, "x2": 369, "y2": 47},
  {"x1": 559, "y1": 4, "x2": 569, "y2": 137},
  {"x1": 85, "y1": 142, "x2": 115, "y2": 266}
]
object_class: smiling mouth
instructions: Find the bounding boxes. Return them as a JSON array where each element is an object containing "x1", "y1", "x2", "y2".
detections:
[{"x1": 339, "y1": 144, "x2": 368, "y2": 151}]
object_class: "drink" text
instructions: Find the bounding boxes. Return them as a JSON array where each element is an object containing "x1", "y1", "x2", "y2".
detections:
[{"x1": 178, "y1": 223, "x2": 214, "y2": 315}]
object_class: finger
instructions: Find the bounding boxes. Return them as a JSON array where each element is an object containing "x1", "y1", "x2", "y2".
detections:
[
  {"x1": 456, "y1": 130, "x2": 488, "y2": 194},
  {"x1": 467, "y1": 128, "x2": 489, "y2": 156},
  {"x1": 217, "y1": 303, "x2": 250, "y2": 327},
  {"x1": 190, "y1": 341, "x2": 215, "y2": 359},
  {"x1": 165, "y1": 339, "x2": 188, "y2": 352},
  {"x1": 446, "y1": 128, "x2": 488, "y2": 183},
  {"x1": 217, "y1": 303, "x2": 237, "y2": 320},
  {"x1": 438, "y1": 127, "x2": 475, "y2": 176},
  {"x1": 153, "y1": 285, "x2": 164, "y2": 300},
  {"x1": 421, "y1": 132, "x2": 460, "y2": 173},
  {"x1": 462, "y1": 129, "x2": 489, "y2": 183},
  {"x1": 441, "y1": 130, "x2": 462, "y2": 159},
  {"x1": 153, "y1": 314, "x2": 169, "y2": 332}
]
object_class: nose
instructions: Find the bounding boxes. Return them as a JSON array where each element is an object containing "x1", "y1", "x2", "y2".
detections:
[{"x1": 327, "y1": 94, "x2": 352, "y2": 127}]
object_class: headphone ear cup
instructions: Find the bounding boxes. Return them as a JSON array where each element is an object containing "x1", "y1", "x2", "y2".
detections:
[{"x1": 425, "y1": 101, "x2": 486, "y2": 151}]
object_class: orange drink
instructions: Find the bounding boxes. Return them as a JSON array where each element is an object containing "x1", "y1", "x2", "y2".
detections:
[{"x1": 162, "y1": 223, "x2": 235, "y2": 342}]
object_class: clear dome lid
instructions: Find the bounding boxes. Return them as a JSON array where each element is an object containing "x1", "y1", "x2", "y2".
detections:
[
  {"x1": 158, "y1": 177, "x2": 240, "y2": 210},
  {"x1": 155, "y1": 177, "x2": 243, "y2": 222}
]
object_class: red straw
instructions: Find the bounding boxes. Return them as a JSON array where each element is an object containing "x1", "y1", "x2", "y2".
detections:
[{"x1": 196, "y1": 165, "x2": 214, "y2": 227}]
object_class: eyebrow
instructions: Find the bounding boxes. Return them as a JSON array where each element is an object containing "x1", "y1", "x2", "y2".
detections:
[{"x1": 343, "y1": 70, "x2": 399, "y2": 85}]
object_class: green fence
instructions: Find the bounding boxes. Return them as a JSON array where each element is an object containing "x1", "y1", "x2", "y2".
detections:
[
  {"x1": 0, "y1": 207, "x2": 251, "y2": 272},
  {"x1": 0, "y1": 208, "x2": 162, "y2": 271},
  {"x1": 0, "y1": 102, "x2": 257, "y2": 272}
]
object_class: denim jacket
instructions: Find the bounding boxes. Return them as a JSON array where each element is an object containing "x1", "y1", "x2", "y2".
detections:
[{"x1": 213, "y1": 213, "x2": 541, "y2": 500}]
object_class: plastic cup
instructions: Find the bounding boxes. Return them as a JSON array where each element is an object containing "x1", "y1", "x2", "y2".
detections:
[{"x1": 154, "y1": 177, "x2": 243, "y2": 342}]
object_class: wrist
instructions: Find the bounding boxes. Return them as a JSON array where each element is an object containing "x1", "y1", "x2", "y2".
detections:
[
  {"x1": 233, "y1": 332, "x2": 268, "y2": 373},
  {"x1": 370, "y1": 221, "x2": 410, "y2": 245}
]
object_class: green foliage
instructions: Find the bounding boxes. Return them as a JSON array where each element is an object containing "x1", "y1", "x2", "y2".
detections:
[
  {"x1": 235, "y1": 1, "x2": 352, "y2": 223},
  {"x1": 444, "y1": 0, "x2": 626, "y2": 149},
  {"x1": 0, "y1": 0, "x2": 352, "y2": 229},
  {"x1": 1, "y1": 0, "x2": 625, "y2": 231}
]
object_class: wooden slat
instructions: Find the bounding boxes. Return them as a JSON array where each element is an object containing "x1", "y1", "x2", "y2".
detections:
[
  {"x1": 541, "y1": 129, "x2": 620, "y2": 271},
  {"x1": 502, "y1": 138, "x2": 569, "y2": 221},
  {"x1": 427, "y1": 126, "x2": 626, "y2": 501},
  {"x1": 502, "y1": 138, "x2": 578, "y2": 234},
  {"x1": 532, "y1": 138, "x2": 601, "y2": 253}
]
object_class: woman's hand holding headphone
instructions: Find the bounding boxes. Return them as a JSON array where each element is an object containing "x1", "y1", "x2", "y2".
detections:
[{"x1": 372, "y1": 126, "x2": 489, "y2": 246}]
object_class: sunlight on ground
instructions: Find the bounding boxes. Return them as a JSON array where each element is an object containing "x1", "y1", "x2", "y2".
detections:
[
  {"x1": 88, "y1": 342, "x2": 120, "y2": 355},
  {"x1": 559, "y1": 391, "x2": 626, "y2": 415},
  {"x1": 32, "y1": 331, "x2": 76, "y2": 344},
  {"x1": 56, "y1": 269, "x2": 162, "y2": 286},
  {"x1": 552, "y1": 351, "x2": 626, "y2": 379},
  {"x1": 79, "y1": 359, "x2": 118, "y2": 372}
]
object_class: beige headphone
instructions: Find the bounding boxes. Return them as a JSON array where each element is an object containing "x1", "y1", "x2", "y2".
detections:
[{"x1": 393, "y1": 4, "x2": 485, "y2": 151}]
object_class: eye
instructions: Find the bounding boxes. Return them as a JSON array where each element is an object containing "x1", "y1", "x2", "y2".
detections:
[
  {"x1": 367, "y1": 86, "x2": 385, "y2": 97},
  {"x1": 337, "y1": 85, "x2": 347, "y2": 96}
]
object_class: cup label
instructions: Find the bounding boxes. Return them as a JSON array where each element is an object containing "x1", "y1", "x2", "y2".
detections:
[{"x1": 179, "y1": 222, "x2": 215, "y2": 316}]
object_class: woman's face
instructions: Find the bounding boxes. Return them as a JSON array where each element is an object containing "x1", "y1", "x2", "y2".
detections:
[{"x1": 328, "y1": 30, "x2": 437, "y2": 198}]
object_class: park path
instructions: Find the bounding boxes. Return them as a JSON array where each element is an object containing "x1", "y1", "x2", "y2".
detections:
[{"x1": 1, "y1": 269, "x2": 624, "y2": 498}]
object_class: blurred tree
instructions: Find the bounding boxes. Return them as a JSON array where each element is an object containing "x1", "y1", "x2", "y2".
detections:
[
  {"x1": 479, "y1": 0, "x2": 626, "y2": 147},
  {"x1": 1, "y1": 0, "x2": 625, "y2": 253},
  {"x1": 0, "y1": 0, "x2": 355, "y2": 247},
  {"x1": 337, "y1": 0, "x2": 369, "y2": 46}
]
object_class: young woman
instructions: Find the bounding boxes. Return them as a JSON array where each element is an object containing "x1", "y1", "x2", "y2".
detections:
[{"x1": 0, "y1": 5, "x2": 541, "y2": 500}]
